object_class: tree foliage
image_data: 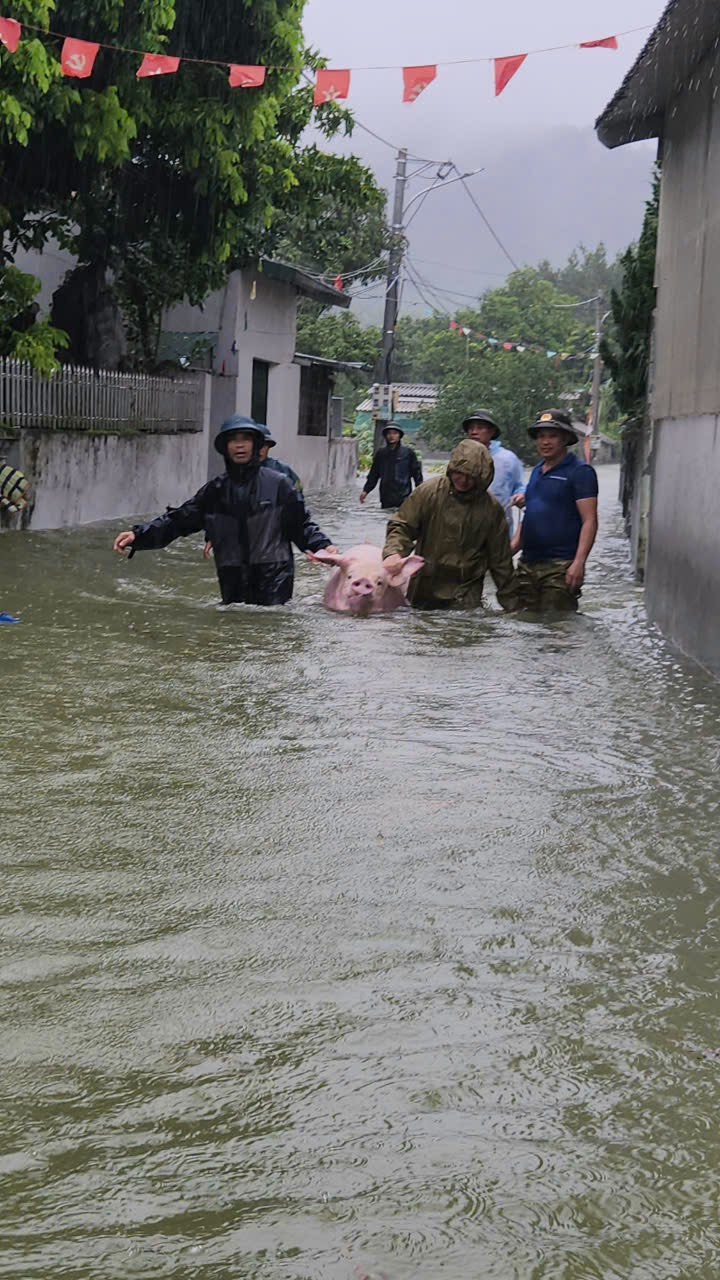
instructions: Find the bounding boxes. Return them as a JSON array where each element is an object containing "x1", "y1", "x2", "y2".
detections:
[
  {"x1": 424, "y1": 350, "x2": 569, "y2": 460},
  {"x1": 0, "y1": 1, "x2": 388, "y2": 368},
  {"x1": 600, "y1": 170, "x2": 659, "y2": 421},
  {"x1": 537, "y1": 243, "x2": 624, "y2": 307},
  {"x1": 0, "y1": 264, "x2": 68, "y2": 373}
]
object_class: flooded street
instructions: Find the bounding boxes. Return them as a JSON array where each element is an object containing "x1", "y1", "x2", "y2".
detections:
[{"x1": 2, "y1": 465, "x2": 719, "y2": 1279}]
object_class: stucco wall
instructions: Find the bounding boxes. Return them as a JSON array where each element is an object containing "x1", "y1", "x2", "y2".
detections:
[
  {"x1": 645, "y1": 415, "x2": 720, "y2": 677},
  {"x1": 18, "y1": 422, "x2": 209, "y2": 530}
]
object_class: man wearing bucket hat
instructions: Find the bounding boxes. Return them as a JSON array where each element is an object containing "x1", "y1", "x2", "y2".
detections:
[
  {"x1": 511, "y1": 409, "x2": 598, "y2": 611},
  {"x1": 462, "y1": 409, "x2": 525, "y2": 532},
  {"x1": 359, "y1": 422, "x2": 423, "y2": 510},
  {"x1": 258, "y1": 426, "x2": 304, "y2": 493},
  {"x1": 111, "y1": 414, "x2": 337, "y2": 606}
]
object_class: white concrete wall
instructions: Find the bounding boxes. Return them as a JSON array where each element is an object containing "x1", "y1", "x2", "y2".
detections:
[
  {"x1": 645, "y1": 415, "x2": 720, "y2": 678},
  {"x1": 168, "y1": 270, "x2": 353, "y2": 492},
  {"x1": 16, "y1": 376, "x2": 212, "y2": 530}
]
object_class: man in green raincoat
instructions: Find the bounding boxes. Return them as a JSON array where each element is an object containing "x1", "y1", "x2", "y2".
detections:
[{"x1": 382, "y1": 439, "x2": 518, "y2": 611}]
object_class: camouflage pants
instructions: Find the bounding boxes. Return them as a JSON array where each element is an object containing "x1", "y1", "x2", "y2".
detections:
[{"x1": 516, "y1": 559, "x2": 580, "y2": 612}]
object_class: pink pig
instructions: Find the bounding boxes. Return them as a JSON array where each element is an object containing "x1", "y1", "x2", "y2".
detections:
[{"x1": 307, "y1": 543, "x2": 424, "y2": 614}]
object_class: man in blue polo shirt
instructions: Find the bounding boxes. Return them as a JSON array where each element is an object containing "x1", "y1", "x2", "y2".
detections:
[{"x1": 511, "y1": 409, "x2": 598, "y2": 611}]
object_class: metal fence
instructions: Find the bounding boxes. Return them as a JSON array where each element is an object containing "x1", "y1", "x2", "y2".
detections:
[{"x1": 0, "y1": 359, "x2": 206, "y2": 433}]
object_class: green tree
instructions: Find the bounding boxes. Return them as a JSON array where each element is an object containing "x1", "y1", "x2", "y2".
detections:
[
  {"x1": 600, "y1": 170, "x2": 659, "y2": 421},
  {"x1": 425, "y1": 348, "x2": 569, "y2": 461},
  {"x1": 476, "y1": 268, "x2": 587, "y2": 352},
  {"x1": 537, "y1": 244, "x2": 624, "y2": 306},
  {"x1": 0, "y1": 264, "x2": 68, "y2": 373},
  {"x1": 0, "y1": 2, "x2": 388, "y2": 367}
]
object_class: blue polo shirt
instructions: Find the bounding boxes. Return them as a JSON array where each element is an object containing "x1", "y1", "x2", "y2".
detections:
[{"x1": 521, "y1": 453, "x2": 598, "y2": 562}]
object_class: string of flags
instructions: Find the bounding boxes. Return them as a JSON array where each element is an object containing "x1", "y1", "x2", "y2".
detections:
[
  {"x1": 448, "y1": 320, "x2": 588, "y2": 363},
  {"x1": 0, "y1": 17, "x2": 650, "y2": 99}
]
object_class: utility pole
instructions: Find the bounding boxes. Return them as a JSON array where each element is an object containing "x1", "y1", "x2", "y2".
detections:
[
  {"x1": 587, "y1": 294, "x2": 604, "y2": 463},
  {"x1": 374, "y1": 147, "x2": 408, "y2": 450}
]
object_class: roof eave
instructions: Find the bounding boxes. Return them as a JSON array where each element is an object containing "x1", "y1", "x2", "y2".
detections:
[
  {"x1": 597, "y1": 110, "x2": 664, "y2": 149},
  {"x1": 261, "y1": 258, "x2": 352, "y2": 308}
]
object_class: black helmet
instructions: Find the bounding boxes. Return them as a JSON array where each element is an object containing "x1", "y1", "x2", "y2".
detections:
[
  {"x1": 213, "y1": 414, "x2": 266, "y2": 455},
  {"x1": 528, "y1": 409, "x2": 578, "y2": 444},
  {"x1": 382, "y1": 421, "x2": 404, "y2": 439},
  {"x1": 462, "y1": 408, "x2": 499, "y2": 438},
  {"x1": 260, "y1": 424, "x2": 277, "y2": 447}
]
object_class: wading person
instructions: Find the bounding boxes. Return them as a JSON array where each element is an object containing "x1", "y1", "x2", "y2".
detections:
[
  {"x1": 112, "y1": 415, "x2": 337, "y2": 606},
  {"x1": 382, "y1": 439, "x2": 518, "y2": 611},
  {"x1": 259, "y1": 426, "x2": 303, "y2": 492},
  {"x1": 512, "y1": 409, "x2": 598, "y2": 611},
  {"x1": 359, "y1": 423, "x2": 423, "y2": 510},
  {"x1": 462, "y1": 408, "x2": 525, "y2": 531}
]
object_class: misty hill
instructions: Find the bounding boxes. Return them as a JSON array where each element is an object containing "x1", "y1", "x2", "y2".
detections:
[{"x1": 349, "y1": 126, "x2": 656, "y2": 320}]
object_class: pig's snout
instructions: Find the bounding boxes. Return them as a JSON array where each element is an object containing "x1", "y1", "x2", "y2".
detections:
[{"x1": 350, "y1": 576, "x2": 375, "y2": 597}]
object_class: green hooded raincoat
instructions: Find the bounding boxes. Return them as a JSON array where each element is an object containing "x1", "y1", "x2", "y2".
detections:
[{"x1": 383, "y1": 439, "x2": 518, "y2": 610}]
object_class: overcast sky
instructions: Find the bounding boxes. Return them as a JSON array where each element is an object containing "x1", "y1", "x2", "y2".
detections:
[{"x1": 301, "y1": 0, "x2": 667, "y2": 316}]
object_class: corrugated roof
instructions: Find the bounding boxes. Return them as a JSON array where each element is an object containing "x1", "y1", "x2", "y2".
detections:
[
  {"x1": 355, "y1": 383, "x2": 438, "y2": 414},
  {"x1": 261, "y1": 259, "x2": 351, "y2": 308},
  {"x1": 596, "y1": 0, "x2": 720, "y2": 148}
]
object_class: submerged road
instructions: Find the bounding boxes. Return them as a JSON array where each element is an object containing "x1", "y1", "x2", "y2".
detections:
[{"x1": 2, "y1": 466, "x2": 719, "y2": 1279}]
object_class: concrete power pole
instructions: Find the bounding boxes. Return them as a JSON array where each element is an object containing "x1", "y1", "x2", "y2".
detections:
[
  {"x1": 587, "y1": 294, "x2": 604, "y2": 463},
  {"x1": 374, "y1": 147, "x2": 408, "y2": 450}
]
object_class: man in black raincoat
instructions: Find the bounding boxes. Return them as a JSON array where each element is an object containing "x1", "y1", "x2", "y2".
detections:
[
  {"x1": 359, "y1": 423, "x2": 423, "y2": 510},
  {"x1": 112, "y1": 415, "x2": 337, "y2": 606}
]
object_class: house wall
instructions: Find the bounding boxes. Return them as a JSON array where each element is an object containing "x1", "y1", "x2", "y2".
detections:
[
  {"x1": 641, "y1": 51, "x2": 720, "y2": 677},
  {"x1": 2, "y1": 373, "x2": 212, "y2": 530},
  {"x1": 165, "y1": 270, "x2": 355, "y2": 491}
]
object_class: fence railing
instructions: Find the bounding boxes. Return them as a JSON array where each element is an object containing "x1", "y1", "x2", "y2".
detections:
[{"x1": 0, "y1": 359, "x2": 206, "y2": 433}]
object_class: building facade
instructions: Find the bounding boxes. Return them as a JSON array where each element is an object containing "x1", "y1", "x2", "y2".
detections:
[
  {"x1": 163, "y1": 261, "x2": 358, "y2": 491},
  {"x1": 597, "y1": 0, "x2": 720, "y2": 677}
]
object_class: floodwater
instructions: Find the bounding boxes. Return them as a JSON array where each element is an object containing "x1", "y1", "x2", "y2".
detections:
[{"x1": 2, "y1": 466, "x2": 719, "y2": 1280}]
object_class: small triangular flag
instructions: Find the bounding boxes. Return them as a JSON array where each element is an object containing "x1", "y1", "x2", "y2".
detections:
[
  {"x1": 228, "y1": 64, "x2": 266, "y2": 88},
  {"x1": 402, "y1": 65, "x2": 437, "y2": 103},
  {"x1": 494, "y1": 53, "x2": 527, "y2": 97},
  {"x1": 580, "y1": 36, "x2": 618, "y2": 50},
  {"x1": 137, "y1": 53, "x2": 180, "y2": 79},
  {"x1": 314, "y1": 69, "x2": 350, "y2": 105},
  {"x1": 0, "y1": 17, "x2": 21, "y2": 52},
  {"x1": 61, "y1": 38, "x2": 99, "y2": 78}
]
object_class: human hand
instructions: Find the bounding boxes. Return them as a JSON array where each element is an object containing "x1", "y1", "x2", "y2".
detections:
[
  {"x1": 565, "y1": 559, "x2": 585, "y2": 591},
  {"x1": 383, "y1": 553, "x2": 404, "y2": 574},
  {"x1": 324, "y1": 545, "x2": 340, "y2": 554},
  {"x1": 113, "y1": 531, "x2": 135, "y2": 554},
  {"x1": 511, "y1": 493, "x2": 525, "y2": 509},
  {"x1": 203, "y1": 541, "x2": 213, "y2": 559},
  {"x1": 358, "y1": 491, "x2": 367, "y2": 504}
]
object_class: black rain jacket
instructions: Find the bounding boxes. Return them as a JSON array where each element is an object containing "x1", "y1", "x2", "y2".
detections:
[
  {"x1": 363, "y1": 444, "x2": 423, "y2": 509},
  {"x1": 129, "y1": 463, "x2": 331, "y2": 605}
]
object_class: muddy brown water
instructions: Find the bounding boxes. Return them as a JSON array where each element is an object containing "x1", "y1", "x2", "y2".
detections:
[{"x1": 2, "y1": 467, "x2": 719, "y2": 1279}]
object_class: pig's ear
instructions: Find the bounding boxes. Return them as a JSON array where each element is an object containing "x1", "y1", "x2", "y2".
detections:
[
  {"x1": 306, "y1": 549, "x2": 346, "y2": 568},
  {"x1": 386, "y1": 554, "x2": 424, "y2": 588}
]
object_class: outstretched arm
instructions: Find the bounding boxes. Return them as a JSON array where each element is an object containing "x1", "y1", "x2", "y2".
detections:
[
  {"x1": 383, "y1": 485, "x2": 426, "y2": 565},
  {"x1": 284, "y1": 490, "x2": 334, "y2": 554},
  {"x1": 113, "y1": 485, "x2": 212, "y2": 556}
]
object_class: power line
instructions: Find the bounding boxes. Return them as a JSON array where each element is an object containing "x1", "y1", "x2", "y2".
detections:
[{"x1": 454, "y1": 168, "x2": 518, "y2": 271}]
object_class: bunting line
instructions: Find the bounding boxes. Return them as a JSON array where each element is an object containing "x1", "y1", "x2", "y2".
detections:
[
  {"x1": 448, "y1": 318, "x2": 590, "y2": 363},
  {"x1": 0, "y1": 17, "x2": 652, "y2": 101}
]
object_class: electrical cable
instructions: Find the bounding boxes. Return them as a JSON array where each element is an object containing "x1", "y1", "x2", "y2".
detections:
[{"x1": 453, "y1": 168, "x2": 518, "y2": 271}]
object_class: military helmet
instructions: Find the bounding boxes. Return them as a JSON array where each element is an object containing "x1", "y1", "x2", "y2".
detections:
[
  {"x1": 528, "y1": 409, "x2": 579, "y2": 444},
  {"x1": 213, "y1": 414, "x2": 266, "y2": 455}
]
